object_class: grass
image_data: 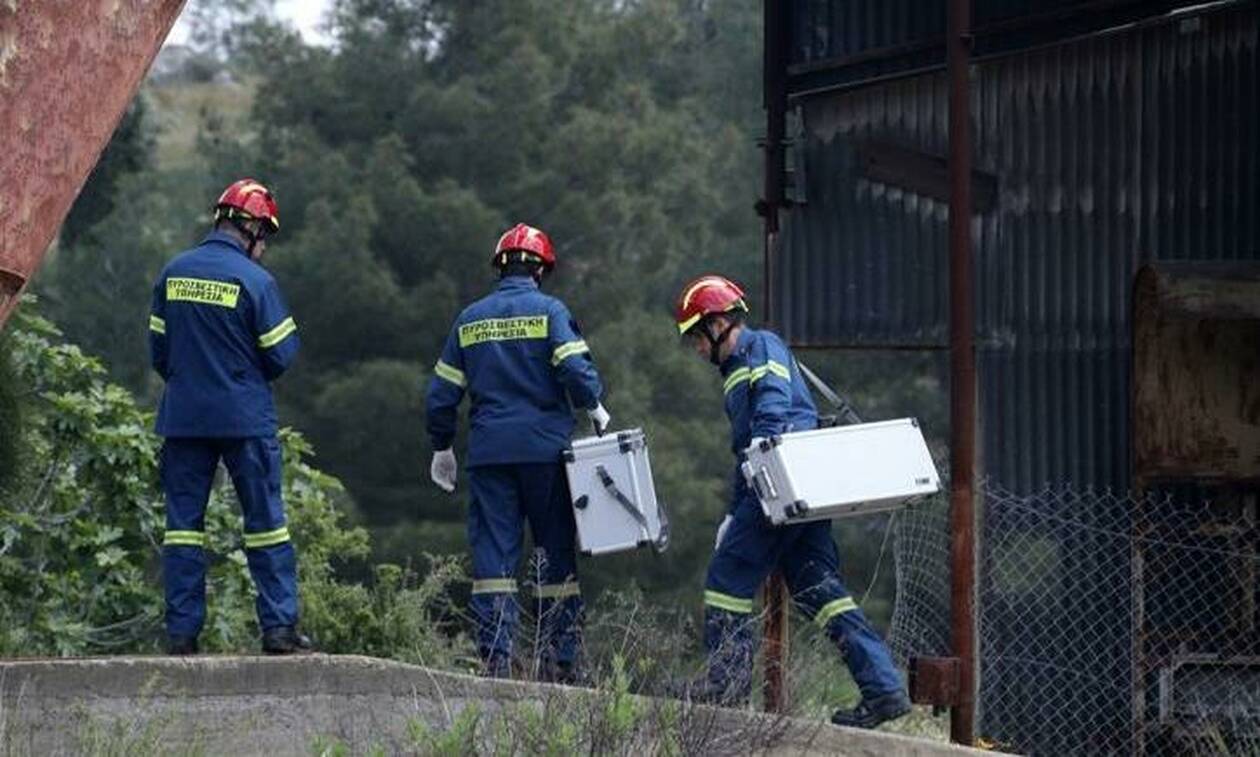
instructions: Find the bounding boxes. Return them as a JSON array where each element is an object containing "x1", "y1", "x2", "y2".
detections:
[{"x1": 145, "y1": 75, "x2": 258, "y2": 170}]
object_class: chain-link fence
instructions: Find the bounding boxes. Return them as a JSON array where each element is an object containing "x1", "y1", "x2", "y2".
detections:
[{"x1": 891, "y1": 482, "x2": 1260, "y2": 756}]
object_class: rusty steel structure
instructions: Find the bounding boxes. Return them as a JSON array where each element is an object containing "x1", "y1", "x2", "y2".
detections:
[
  {"x1": 0, "y1": 0, "x2": 186, "y2": 328},
  {"x1": 1133, "y1": 264, "x2": 1260, "y2": 484},
  {"x1": 763, "y1": 0, "x2": 1260, "y2": 750},
  {"x1": 1131, "y1": 262, "x2": 1260, "y2": 753},
  {"x1": 758, "y1": 0, "x2": 792, "y2": 714},
  {"x1": 944, "y1": 0, "x2": 975, "y2": 743}
]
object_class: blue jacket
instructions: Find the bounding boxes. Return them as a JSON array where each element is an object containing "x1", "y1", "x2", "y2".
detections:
[
  {"x1": 425, "y1": 276, "x2": 603, "y2": 467},
  {"x1": 149, "y1": 231, "x2": 299, "y2": 437},
  {"x1": 720, "y1": 327, "x2": 819, "y2": 500}
]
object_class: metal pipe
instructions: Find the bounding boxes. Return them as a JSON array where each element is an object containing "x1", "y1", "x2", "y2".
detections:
[
  {"x1": 947, "y1": 0, "x2": 977, "y2": 745},
  {"x1": 762, "y1": 573, "x2": 789, "y2": 712},
  {"x1": 762, "y1": 0, "x2": 788, "y2": 313},
  {"x1": 760, "y1": 0, "x2": 790, "y2": 714}
]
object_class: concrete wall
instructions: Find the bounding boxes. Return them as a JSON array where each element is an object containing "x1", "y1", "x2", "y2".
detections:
[{"x1": 0, "y1": 655, "x2": 988, "y2": 755}]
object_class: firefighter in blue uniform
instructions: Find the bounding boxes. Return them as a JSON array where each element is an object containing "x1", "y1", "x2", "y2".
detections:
[
  {"x1": 426, "y1": 223, "x2": 608, "y2": 682},
  {"x1": 673, "y1": 274, "x2": 910, "y2": 728},
  {"x1": 148, "y1": 179, "x2": 310, "y2": 655}
]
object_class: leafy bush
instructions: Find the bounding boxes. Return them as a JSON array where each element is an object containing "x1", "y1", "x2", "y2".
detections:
[{"x1": 0, "y1": 302, "x2": 471, "y2": 662}]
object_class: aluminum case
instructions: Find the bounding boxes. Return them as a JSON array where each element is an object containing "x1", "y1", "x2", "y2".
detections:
[
  {"x1": 740, "y1": 418, "x2": 940, "y2": 524},
  {"x1": 563, "y1": 429, "x2": 669, "y2": 556}
]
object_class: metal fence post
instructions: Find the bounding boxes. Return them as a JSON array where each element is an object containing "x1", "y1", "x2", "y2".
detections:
[
  {"x1": 947, "y1": 0, "x2": 978, "y2": 745},
  {"x1": 760, "y1": 0, "x2": 791, "y2": 714}
]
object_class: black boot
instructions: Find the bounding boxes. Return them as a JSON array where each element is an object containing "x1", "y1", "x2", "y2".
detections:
[
  {"x1": 539, "y1": 658, "x2": 584, "y2": 686},
  {"x1": 663, "y1": 608, "x2": 755, "y2": 706},
  {"x1": 166, "y1": 635, "x2": 199, "y2": 655},
  {"x1": 831, "y1": 691, "x2": 912, "y2": 729},
  {"x1": 261, "y1": 626, "x2": 314, "y2": 655}
]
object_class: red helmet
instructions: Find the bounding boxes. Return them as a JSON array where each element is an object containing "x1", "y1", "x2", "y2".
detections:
[
  {"x1": 493, "y1": 223, "x2": 555, "y2": 270},
  {"x1": 675, "y1": 275, "x2": 748, "y2": 334},
  {"x1": 214, "y1": 179, "x2": 280, "y2": 234}
]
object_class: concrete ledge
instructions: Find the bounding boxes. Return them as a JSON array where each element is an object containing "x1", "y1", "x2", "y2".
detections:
[{"x1": 0, "y1": 655, "x2": 986, "y2": 755}]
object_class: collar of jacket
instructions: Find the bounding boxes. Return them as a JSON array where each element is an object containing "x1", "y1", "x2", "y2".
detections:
[
  {"x1": 496, "y1": 275, "x2": 540, "y2": 293},
  {"x1": 719, "y1": 327, "x2": 756, "y2": 375},
  {"x1": 201, "y1": 230, "x2": 249, "y2": 257}
]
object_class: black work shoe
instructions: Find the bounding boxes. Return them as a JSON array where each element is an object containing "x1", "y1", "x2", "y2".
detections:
[
  {"x1": 261, "y1": 626, "x2": 314, "y2": 655},
  {"x1": 831, "y1": 692, "x2": 912, "y2": 729},
  {"x1": 166, "y1": 635, "x2": 199, "y2": 655},
  {"x1": 539, "y1": 659, "x2": 584, "y2": 686}
]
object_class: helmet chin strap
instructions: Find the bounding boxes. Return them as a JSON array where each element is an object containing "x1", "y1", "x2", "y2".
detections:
[
  {"x1": 228, "y1": 217, "x2": 264, "y2": 257},
  {"x1": 702, "y1": 318, "x2": 736, "y2": 365}
]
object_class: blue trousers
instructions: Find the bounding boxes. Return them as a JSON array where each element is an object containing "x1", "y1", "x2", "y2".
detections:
[
  {"x1": 704, "y1": 495, "x2": 903, "y2": 699},
  {"x1": 160, "y1": 437, "x2": 298, "y2": 638},
  {"x1": 467, "y1": 463, "x2": 582, "y2": 667}
]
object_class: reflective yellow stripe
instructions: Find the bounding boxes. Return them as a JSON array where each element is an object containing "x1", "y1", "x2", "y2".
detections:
[
  {"x1": 677, "y1": 312, "x2": 703, "y2": 334},
  {"x1": 257, "y1": 317, "x2": 297, "y2": 348},
  {"x1": 434, "y1": 360, "x2": 466, "y2": 387},
  {"x1": 163, "y1": 530, "x2": 206, "y2": 547},
  {"x1": 472, "y1": 578, "x2": 518, "y2": 594},
  {"x1": 458, "y1": 316, "x2": 549, "y2": 348},
  {"x1": 814, "y1": 597, "x2": 859, "y2": 627},
  {"x1": 535, "y1": 581, "x2": 581, "y2": 599},
  {"x1": 704, "y1": 590, "x2": 754, "y2": 614},
  {"x1": 243, "y1": 526, "x2": 290, "y2": 549},
  {"x1": 723, "y1": 367, "x2": 750, "y2": 395},
  {"x1": 149, "y1": 315, "x2": 166, "y2": 334},
  {"x1": 166, "y1": 277, "x2": 241, "y2": 308},
  {"x1": 551, "y1": 340, "x2": 589, "y2": 366},
  {"x1": 749, "y1": 360, "x2": 791, "y2": 384}
]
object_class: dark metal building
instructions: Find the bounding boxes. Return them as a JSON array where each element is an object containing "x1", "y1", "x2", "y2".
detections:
[{"x1": 767, "y1": 1, "x2": 1259, "y2": 753}]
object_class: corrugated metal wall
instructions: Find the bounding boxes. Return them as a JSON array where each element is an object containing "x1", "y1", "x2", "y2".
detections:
[
  {"x1": 775, "y1": 4, "x2": 1259, "y2": 751},
  {"x1": 791, "y1": 0, "x2": 945, "y2": 64},
  {"x1": 776, "y1": 1, "x2": 1260, "y2": 491},
  {"x1": 786, "y1": 0, "x2": 1204, "y2": 94}
]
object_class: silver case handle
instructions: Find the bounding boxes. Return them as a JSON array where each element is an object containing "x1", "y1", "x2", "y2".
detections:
[{"x1": 749, "y1": 465, "x2": 778, "y2": 503}]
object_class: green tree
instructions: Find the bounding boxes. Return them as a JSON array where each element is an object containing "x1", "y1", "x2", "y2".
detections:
[
  {"x1": 60, "y1": 97, "x2": 157, "y2": 249},
  {"x1": 181, "y1": 0, "x2": 774, "y2": 602}
]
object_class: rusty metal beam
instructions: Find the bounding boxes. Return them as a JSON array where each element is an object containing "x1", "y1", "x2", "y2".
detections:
[
  {"x1": 947, "y1": 0, "x2": 977, "y2": 745},
  {"x1": 0, "y1": 0, "x2": 186, "y2": 329},
  {"x1": 910, "y1": 656, "x2": 962, "y2": 708},
  {"x1": 762, "y1": 572, "x2": 789, "y2": 712},
  {"x1": 760, "y1": 0, "x2": 791, "y2": 715},
  {"x1": 1133, "y1": 264, "x2": 1260, "y2": 482}
]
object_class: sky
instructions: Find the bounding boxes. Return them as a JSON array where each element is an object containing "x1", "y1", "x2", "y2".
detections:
[{"x1": 166, "y1": 0, "x2": 335, "y2": 47}]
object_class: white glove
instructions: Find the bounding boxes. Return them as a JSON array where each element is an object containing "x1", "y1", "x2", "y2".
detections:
[
  {"x1": 745, "y1": 437, "x2": 768, "y2": 456},
  {"x1": 588, "y1": 403, "x2": 611, "y2": 436},
  {"x1": 430, "y1": 448, "x2": 457, "y2": 493},
  {"x1": 714, "y1": 515, "x2": 734, "y2": 551}
]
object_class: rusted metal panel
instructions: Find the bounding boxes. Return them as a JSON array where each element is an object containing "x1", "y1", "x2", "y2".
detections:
[
  {"x1": 0, "y1": 0, "x2": 186, "y2": 329},
  {"x1": 1133, "y1": 264, "x2": 1260, "y2": 483},
  {"x1": 909, "y1": 655, "x2": 961, "y2": 707}
]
